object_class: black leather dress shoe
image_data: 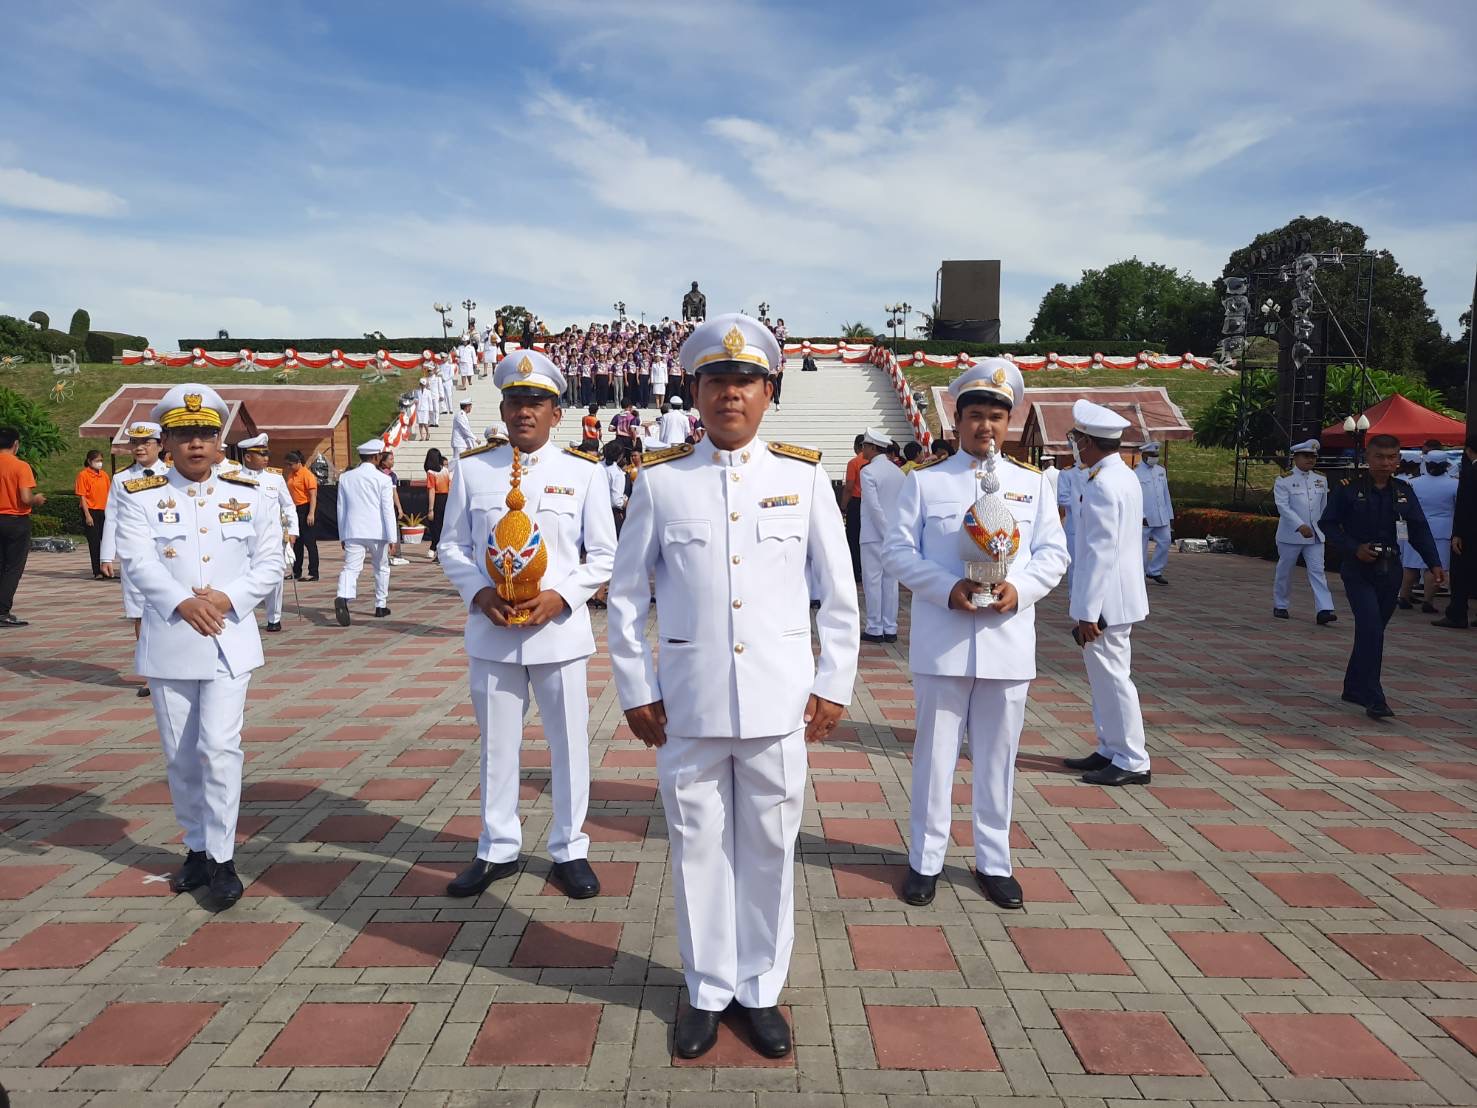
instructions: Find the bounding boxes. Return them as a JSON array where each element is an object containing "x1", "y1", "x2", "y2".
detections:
[
  {"x1": 1272, "y1": 608, "x2": 1289, "y2": 619},
  {"x1": 860, "y1": 632, "x2": 886, "y2": 643},
  {"x1": 0, "y1": 614, "x2": 28, "y2": 627},
  {"x1": 1396, "y1": 598, "x2": 1413, "y2": 610},
  {"x1": 1366, "y1": 702, "x2": 1395, "y2": 720},
  {"x1": 1430, "y1": 617, "x2": 1469, "y2": 629},
  {"x1": 742, "y1": 1004, "x2": 792, "y2": 1058},
  {"x1": 1148, "y1": 574, "x2": 1169, "y2": 585},
  {"x1": 1082, "y1": 764, "x2": 1151, "y2": 786},
  {"x1": 978, "y1": 872, "x2": 1024, "y2": 909},
  {"x1": 673, "y1": 1005, "x2": 723, "y2": 1059},
  {"x1": 1316, "y1": 610, "x2": 1337, "y2": 625},
  {"x1": 446, "y1": 858, "x2": 519, "y2": 898},
  {"x1": 550, "y1": 859, "x2": 600, "y2": 899},
  {"x1": 265, "y1": 621, "x2": 282, "y2": 632},
  {"x1": 334, "y1": 597, "x2": 351, "y2": 626},
  {"x1": 207, "y1": 858, "x2": 243, "y2": 907},
  {"x1": 374, "y1": 607, "x2": 391, "y2": 618},
  {"x1": 882, "y1": 633, "x2": 898, "y2": 643},
  {"x1": 902, "y1": 867, "x2": 937, "y2": 906},
  {"x1": 136, "y1": 686, "x2": 152, "y2": 698},
  {"x1": 1340, "y1": 692, "x2": 1368, "y2": 707},
  {"x1": 170, "y1": 850, "x2": 210, "y2": 893},
  {"x1": 1062, "y1": 751, "x2": 1112, "y2": 772}
]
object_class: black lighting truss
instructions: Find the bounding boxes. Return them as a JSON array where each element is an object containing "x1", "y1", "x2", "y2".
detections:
[{"x1": 1231, "y1": 250, "x2": 1378, "y2": 504}]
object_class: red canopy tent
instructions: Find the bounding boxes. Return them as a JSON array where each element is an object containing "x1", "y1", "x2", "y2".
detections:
[{"x1": 1321, "y1": 393, "x2": 1467, "y2": 448}]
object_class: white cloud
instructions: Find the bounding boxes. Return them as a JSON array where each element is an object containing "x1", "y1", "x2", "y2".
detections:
[{"x1": 0, "y1": 168, "x2": 127, "y2": 217}]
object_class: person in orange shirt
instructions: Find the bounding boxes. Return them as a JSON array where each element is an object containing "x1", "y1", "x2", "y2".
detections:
[
  {"x1": 422, "y1": 447, "x2": 451, "y2": 561},
  {"x1": 1, "y1": 427, "x2": 46, "y2": 625},
  {"x1": 285, "y1": 451, "x2": 319, "y2": 580},
  {"x1": 75, "y1": 449, "x2": 112, "y2": 579},
  {"x1": 838, "y1": 433, "x2": 866, "y2": 582},
  {"x1": 580, "y1": 403, "x2": 602, "y2": 451}
]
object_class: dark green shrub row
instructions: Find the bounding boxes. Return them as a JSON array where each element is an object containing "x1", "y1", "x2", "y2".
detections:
[
  {"x1": 869, "y1": 339, "x2": 1179, "y2": 357},
  {"x1": 177, "y1": 337, "x2": 464, "y2": 355}
]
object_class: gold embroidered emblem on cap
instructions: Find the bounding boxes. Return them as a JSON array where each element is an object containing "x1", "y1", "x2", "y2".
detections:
[
  {"x1": 517, "y1": 356, "x2": 534, "y2": 376},
  {"x1": 722, "y1": 326, "x2": 746, "y2": 357},
  {"x1": 184, "y1": 393, "x2": 203, "y2": 413},
  {"x1": 992, "y1": 367, "x2": 1007, "y2": 386}
]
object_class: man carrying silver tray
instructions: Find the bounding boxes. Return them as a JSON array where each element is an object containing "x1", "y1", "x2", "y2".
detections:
[{"x1": 884, "y1": 359, "x2": 1068, "y2": 910}]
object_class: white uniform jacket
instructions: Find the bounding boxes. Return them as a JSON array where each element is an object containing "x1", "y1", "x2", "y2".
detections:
[
  {"x1": 883, "y1": 451, "x2": 1069, "y2": 680},
  {"x1": 451, "y1": 411, "x2": 478, "y2": 457},
  {"x1": 438, "y1": 441, "x2": 617, "y2": 665},
  {"x1": 254, "y1": 468, "x2": 299, "y2": 541},
  {"x1": 336, "y1": 463, "x2": 397, "y2": 543},
  {"x1": 101, "y1": 461, "x2": 161, "y2": 613},
  {"x1": 608, "y1": 440, "x2": 860, "y2": 739},
  {"x1": 658, "y1": 410, "x2": 690, "y2": 446},
  {"x1": 1137, "y1": 463, "x2": 1174, "y2": 527},
  {"x1": 1410, "y1": 473, "x2": 1457, "y2": 542},
  {"x1": 1273, "y1": 468, "x2": 1329, "y2": 544},
  {"x1": 113, "y1": 466, "x2": 283, "y2": 679},
  {"x1": 1069, "y1": 453, "x2": 1149, "y2": 626},
  {"x1": 859, "y1": 455, "x2": 905, "y2": 544}
]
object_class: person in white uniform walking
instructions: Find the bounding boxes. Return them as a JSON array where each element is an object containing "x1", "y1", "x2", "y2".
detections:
[
  {"x1": 334, "y1": 439, "x2": 398, "y2": 625},
  {"x1": 858, "y1": 427, "x2": 904, "y2": 642},
  {"x1": 234, "y1": 433, "x2": 298, "y2": 633},
  {"x1": 1400, "y1": 451, "x2": 1459, "y2": 612},
  {"x1": 885, "y1": 360, "x2": 1069, "y2": 910},
  {"x1": 437, "y1": 351, "x2": 617, "y2": 900},
  {"x1": 608, "y1": 313, "x2": 859, "y2": 1061},
  {"x1": 1062, "y1": 400, "x2": 1152, "y2": 786},
  {"x1": 100, "y1": 420, "x2": 164, "y2": 696},
  {"x1": 1136, "y1": 441, "x2": 1174, "y2": 585},
  {"x1": 451, "y1": 400, "x2": 478, "y2": 465},
  {"x1": 112, "y1": 385, "x2": 284, "y2": 906},
  {"x1": 658, "y1": 397, "x2": 691, "y2": 446},
  {"x1": 1272, "y1": 438, "x2": 1336, "y2": 624}
]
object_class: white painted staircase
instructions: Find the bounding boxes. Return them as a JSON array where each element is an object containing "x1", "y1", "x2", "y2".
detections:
[{"x1": 392, "y1": 356, "x2": 914, "y2": 482}]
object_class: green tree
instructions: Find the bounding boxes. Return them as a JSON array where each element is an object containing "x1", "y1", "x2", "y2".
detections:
[
  {"x1": 0, "y1": 316, "x2": 45, "y2": 361},
  {"x1": 68, "y1": 308, "x2": 91, "y2": 339},
  {"x1": 28, "y1": 310, "x2": 49, "y2": 329},
  {"x1": 1193, "y1": 364, "x2": 1460, "y2": 453},
  {"x1": 840, "y1": 321, "x2": 875, "y2": 339},
  {"x1": 1221, "y1": 216, "x2": 1463, "y2": 398},
  {"x1": 0, "y1": 387, "x2": 66, "y2": 472},
  {"x1": 1027, "y1": 258, "x2": 1220, "y2": 352},
  {"x1": 496, "y1": 305, "x2": 531, "y2": 337}
]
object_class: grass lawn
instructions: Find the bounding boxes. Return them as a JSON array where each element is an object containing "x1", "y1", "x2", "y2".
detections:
[
  {"x1": 3, "y1": 361, "x2": 409, "y2": 494},
  {"x1": 905, "y1": 364, "x2": 1282, "y2": 512}
]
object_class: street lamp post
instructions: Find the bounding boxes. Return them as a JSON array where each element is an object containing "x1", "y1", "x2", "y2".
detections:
[
  {"x1": 757, "y1": 301, "x2": 770, "y2": 323},
  {"x1": 433, "y1": 302, "x2": 453, "y2": 341},
  {"x1": 613, "y1": 301, "x2": 626, "y2": 327},
  {"x1": 1342, "y1": 413, "x2": 1371, "y2": 471},
  {"x1": 885, "y1": 302, "x2": 911, "y2": 356},
  {"x1": 462, "y1": 299, "x2": 477, "y2": 333}
]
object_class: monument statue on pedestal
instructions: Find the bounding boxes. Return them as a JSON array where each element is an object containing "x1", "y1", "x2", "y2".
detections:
[{"x1": 681, "y1": 281, "x2": 706, "y2": 322}]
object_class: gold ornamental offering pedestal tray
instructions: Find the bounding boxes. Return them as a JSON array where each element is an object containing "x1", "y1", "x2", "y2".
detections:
[
  {"x1": 958, "y1": 442, "x2": 1020, "y2": 607},
  {"x1": 485, "y1": 447, "x2": 547, "y2": 625}
]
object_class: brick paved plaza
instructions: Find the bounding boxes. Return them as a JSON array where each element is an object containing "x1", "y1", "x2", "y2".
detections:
[{"x1": 1, "y1": 544, "x2": 1474, "y2": 1107}]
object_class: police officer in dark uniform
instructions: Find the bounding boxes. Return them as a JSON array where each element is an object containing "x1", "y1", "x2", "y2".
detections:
[{"x1": 1319, "y1": 433, "x2": 1444, "y2": 719}]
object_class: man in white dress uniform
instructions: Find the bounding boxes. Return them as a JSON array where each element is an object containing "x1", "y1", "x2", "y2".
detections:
[
  {"x1": 1061, "y1": 400, "x2": 1152, "y2": 785},
  {"x1": 608, "y1": 313, "x2": 859, "y2": 1061},
  {"x1": 658, "y1": 397, "x2": 691, "y2": 446},
  {"x1": 451, "y1": 400, "x2": 478, "y2": 465},
  {"x1": 884, "y1": 360, "x2": 1068, "y2": 910},
  {"x1": 235, "y1": 433, "x2": 298, "y2": 633},
  {"x1": 437, "y1": 350, "x2": 617, "y2": 899},
  {"x1": 100, "y1": 419, "x2": 164, "y2": 696},
  {"x1": 858, "y1": 427, "x2": 905, "y2": 643},
  {"x1": 1272, "y1": 438, "x2": 1336, "y2": 624},
  {"x1": 1137, "y1": 441, "x2": 1174, "y2": 585},
  {"x1": 113, "y1": 385, "x2": 283, "y2": 906},
  {"x1": 334, "y1": 439, "x2": 398, "y2": 625}
]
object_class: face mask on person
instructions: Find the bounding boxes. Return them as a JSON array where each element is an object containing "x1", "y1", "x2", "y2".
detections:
[
  {"x1": 1143, "y1": 455, "x2": 1157, "y2": 467},
  {"x1": 89, "y1": 460, "x2": 104, "y2": 470},
  {"x1": 1067, "y1": 432, "x2": 1085, "y2": 470}
]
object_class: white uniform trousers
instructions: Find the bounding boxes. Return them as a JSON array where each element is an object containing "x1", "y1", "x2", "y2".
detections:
[
  {"x1": 1083, "y1": 624, "x2": 1150, "y2": 772},
  {"x1": 338, "y1": 540, "x2": 390, "y2": 605},
  {"x1": 1273, "y1": 541, "x2": 1333, "y2": 612},
  {"x1": 1142, "y1": 524, "x2": 1171, "y2": 576},
  {"x1": 1062, "y1": 521, "x2": 1075, "y2": 587},
  {"x1": 860, "y1": 541, "x2": 899, "y2": 636},
  {"x1": 149, "y1": 658, "x2": 251, "y2": 862},
  {"x1": 909, "y1": 675, "x2": 1027, "y2": 877},
  {"x1": 469, "y1": 657, "x2": 591, "y2": 863},
  {"x1": 657, "y1": 729, "x2": 806, "y2": 1012}
]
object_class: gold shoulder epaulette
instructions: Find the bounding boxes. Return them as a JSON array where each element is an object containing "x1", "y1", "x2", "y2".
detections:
[
  {"x1": 640, "y1": 444, "x2": 693, "y2": 469},
  {"x1": 266, "y1": 466, "x2": 283, "y2": 475},
  {"x1": 219, "y1": 471, "x2": 258, "y2": 488},
  {"x1": 123, "y1": 474, "x2": 168, "y2": 494},
  {"x1": 1339, "y1": 477, "x2": 1351, "y2": 486},
  {"x1": 564, "y1": 446, "x2": 600, "y2": 463},
  {"x1": 768, "y1": 441, "x2": 822, "y2": 465},
  {"x1": 460, "y1": 442, "x2": 498, "y2": 459},
  {"x1": 912, "y1": 454, "x2": 945, "y2": 471},
  {"x1": 1011, "y1": 457, "x2": 1041, "y2": 473}
]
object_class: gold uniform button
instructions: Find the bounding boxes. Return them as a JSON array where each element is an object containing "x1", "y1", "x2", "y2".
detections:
[
  {"x1": 741, "y1": 451, "x2": 750, "y2": 462},
  {"x1": 729, "y1": 511, "x2": 740, "y2": 521},
  {"x1": 199, "y1": 527, "x2": 208, "y2": 534},
  {"x1": 730, "y1": 471, "x2": 740, "y2": 482},
  {"x1": 197, "y1": 500, "x2": 206, "y2": 506},
  {"x1": 732, "y1": 599, "x2": 743, "y2": 609},
  {"x1": 202, "y1": 555, "x2": 211, "y2": 563},
  {"x1": 731, "y1": 555, "x2": 741, "y2": 565},
  {"x1": 186, "y1": 488, "x2": 197, "y2": 496},
  {"x1": 734, "y1": 643, "x2": 745, "y2": 654},
  {"x1": 712, "y1": 451, "x2": 722, "y2": 462}
]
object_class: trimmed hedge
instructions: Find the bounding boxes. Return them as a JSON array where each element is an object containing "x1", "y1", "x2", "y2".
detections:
[
  {"x1": 28, "y1": 492, "x2": 85, "y2": 534},
  {"x1": 875, "y1": 339, "x2": 1174, "y2": 357},
  {"x1": 88, "y1": 331, "x2": 149, "y2": 360},
  {"x1": 68, "y1": 309, "x2": 91, "y2": 339},
  {"x1": 1175, "y1": 507, "x2": 1279, "y2": 559}
]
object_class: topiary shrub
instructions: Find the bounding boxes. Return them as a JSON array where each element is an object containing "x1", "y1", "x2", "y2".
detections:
[
  {"x1": 84, "y1": 332, "x2": 116, "y2": 363},
  {"x1": 1175, "y1": 507, "x2": 1280, "y2": 559},
  {"x1": 69, "y1": 309, "x2": 91, "y2": 338},
  {"x1": 28, "y1": 310, "x2": 49, "y2": 330},
  {"x1": 90, "y1": 331, "x2": 149, "y2": 358},
  {"x1": 28, "y1": 514, "x2": 64, "y2": 537}
]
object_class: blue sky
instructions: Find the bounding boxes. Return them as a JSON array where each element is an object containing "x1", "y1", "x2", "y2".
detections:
[{"x1": 2, "y1": 0, "x2": 1474, "y2": 348}]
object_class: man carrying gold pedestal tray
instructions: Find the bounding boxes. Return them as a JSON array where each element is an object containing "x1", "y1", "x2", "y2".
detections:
[{"x1": 437, "y1": 350, "x2": 618, "y2": 899}]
